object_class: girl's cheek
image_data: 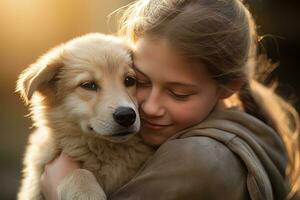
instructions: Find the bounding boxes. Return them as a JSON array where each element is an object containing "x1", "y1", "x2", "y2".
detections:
[
  {"x1": 170, "y1": 101, "x2": 207, "y2": 125},
  {"x1": 172, "y1": 109, "x2": 200, "y2": 124}
]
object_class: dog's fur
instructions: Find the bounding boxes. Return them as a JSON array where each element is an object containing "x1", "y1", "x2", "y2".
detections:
[{"x1": 16, "y1": 33, "x2": 154, "y2": 200}]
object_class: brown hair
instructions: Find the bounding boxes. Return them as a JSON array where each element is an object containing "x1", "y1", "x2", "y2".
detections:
[{"x1": 117, "y1": 0, "x2": 300, "y2": 197}]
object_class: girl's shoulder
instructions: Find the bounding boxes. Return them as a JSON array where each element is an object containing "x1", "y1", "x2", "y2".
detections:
[
  {"x1": 162, "y1": 108, "x2": 288, "y2": 199},
  {"x1": 156, "y1": 135, "x2": 247, "y2": 185},
  {"x1": 158, "y1": 134, "x2": 240, "y2": 169}
]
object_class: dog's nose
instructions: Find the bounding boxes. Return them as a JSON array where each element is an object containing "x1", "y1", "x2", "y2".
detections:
[{"x1": 113, "y1": 107, "x2": 136, "y2": 127}]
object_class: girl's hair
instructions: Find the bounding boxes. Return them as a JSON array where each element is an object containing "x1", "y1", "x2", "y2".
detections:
[{"x1": 117, "y1": 0, "x2": 300, "y2": 197}]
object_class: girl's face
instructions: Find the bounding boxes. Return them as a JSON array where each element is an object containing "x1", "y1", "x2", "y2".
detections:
[{"x1": 134, "y1": 37, "x2": 224, "y2": 147}]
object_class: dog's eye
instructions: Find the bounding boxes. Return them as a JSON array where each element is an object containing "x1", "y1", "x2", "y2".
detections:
[
  {"x1": 124, "y1": 76, "x2": 136, "y2": 87},
  {"x1": 80, "y1": 81, "x2": 98, "y2": 91}
]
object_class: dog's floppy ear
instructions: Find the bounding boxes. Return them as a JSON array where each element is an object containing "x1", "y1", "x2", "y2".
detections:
[{"x1": 16, "y1": 47, "x2": 64, "y2": 105}]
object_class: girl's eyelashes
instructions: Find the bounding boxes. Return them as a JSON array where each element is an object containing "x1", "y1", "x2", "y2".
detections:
[
  {"x1": 136, "y1": 77, "x2": 194, "y2": 100},
  {"x1": 168, "y1": 90, "x2": 193, "y2": 100}
]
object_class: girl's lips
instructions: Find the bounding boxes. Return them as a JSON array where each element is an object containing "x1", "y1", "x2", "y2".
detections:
[{"x1": 141, "y1": 119, "x2": 172, "y2": 130}]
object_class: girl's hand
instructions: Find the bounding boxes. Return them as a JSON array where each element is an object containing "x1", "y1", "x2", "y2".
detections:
[{"x1": 41, "y1": 153, "x2": 81, "y2": 200}]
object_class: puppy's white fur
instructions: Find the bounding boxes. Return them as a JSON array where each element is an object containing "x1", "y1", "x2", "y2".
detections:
[{"x1": 16, "y1": 33, "x2": 153, "y2": 200}]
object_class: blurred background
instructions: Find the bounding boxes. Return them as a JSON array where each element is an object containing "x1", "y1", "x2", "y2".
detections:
[{"x1": 0, "y1": 0, "x2": 299, "y2": 199}]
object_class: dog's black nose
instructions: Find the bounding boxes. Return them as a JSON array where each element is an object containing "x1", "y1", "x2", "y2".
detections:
[{"x1": 113, "y1": 107, "x2": 136, "y2": 127}]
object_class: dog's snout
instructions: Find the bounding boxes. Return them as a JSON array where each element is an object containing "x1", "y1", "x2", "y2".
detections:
[{"x1": 113, "y1": 107, "x2": 136, "y2": 127}]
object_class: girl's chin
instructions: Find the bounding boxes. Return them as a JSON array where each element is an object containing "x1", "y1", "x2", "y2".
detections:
[{"x1": 140, "y1": 131, "x2": 166, "y2": 147}]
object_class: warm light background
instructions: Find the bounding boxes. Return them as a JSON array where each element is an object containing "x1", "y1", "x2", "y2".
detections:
[{"x1": 0, "y1": 0, "x2": 299, "y2": 199}]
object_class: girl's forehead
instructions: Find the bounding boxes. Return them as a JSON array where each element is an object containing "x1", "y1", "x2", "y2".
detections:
[
  {"x1": 134, "y1": 37, "x2": 185, "y2": 65},
  {"x1": 133, "y1": 37, "x2": 215, "y2": 85}
]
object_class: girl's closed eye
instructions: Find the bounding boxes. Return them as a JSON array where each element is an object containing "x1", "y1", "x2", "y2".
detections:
[{"x1": 168, "y1": 89, "x2": 195, "y2": 101}]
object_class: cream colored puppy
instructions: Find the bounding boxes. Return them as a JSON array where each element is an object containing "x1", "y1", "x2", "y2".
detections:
[{"x1": 16, "y1": 33, "x2": 153, "y2": 200}]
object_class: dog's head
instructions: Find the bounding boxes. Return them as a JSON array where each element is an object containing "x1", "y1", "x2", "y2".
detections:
[{"x1": 17, "y1": 33, "x2": 140, "y2": 142}]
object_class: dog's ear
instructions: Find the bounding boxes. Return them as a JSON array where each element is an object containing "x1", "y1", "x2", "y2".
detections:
[{"x1": 16, "y1": 47, "x2": 64, "y2": 105}]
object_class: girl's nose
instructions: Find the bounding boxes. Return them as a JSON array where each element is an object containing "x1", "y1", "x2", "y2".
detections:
[{"x1": 140, "y1": 89, "x2": 165, "y2": 117}]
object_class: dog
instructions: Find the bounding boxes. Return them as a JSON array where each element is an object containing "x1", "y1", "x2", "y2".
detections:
[{"x1": 16, "y1": 33, "x2": 154, "y2": 200}]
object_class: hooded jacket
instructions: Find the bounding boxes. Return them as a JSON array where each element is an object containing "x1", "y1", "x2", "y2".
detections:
[{"x1": 109, "y1": 108, "x2": 288, "y2": 200}]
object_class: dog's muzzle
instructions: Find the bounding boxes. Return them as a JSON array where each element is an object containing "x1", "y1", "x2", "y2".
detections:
[{"x1": 113, "y1": 107, "x2": 136, "y2": 128}]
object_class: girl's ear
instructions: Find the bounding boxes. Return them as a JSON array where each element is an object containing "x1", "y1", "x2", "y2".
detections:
[
  {"x1": 218, "y1": 79, "x2": 245, "y2": 99},
  {"x1": 16, "y1": 48, "x2": 64, "y2": 105}
]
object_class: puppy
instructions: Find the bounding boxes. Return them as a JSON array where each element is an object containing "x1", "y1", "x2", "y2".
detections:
[{"x1": 16, "y1": 33, "x2": 154, "y2": 200}]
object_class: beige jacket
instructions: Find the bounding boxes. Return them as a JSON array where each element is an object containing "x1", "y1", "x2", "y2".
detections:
[{"x1": 109, "y1": 109, "x2": 288, "y2": 200}]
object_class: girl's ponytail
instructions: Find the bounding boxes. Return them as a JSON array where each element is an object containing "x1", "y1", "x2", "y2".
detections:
[
  {"x1": 239, "y1": 71, "x2": 300, "y2": 198},
  {"x1": 238, "y1": 81, "x2": 267, "y2": 123}
]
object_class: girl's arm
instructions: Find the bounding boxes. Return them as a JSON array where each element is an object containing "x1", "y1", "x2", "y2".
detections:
[
  {"x1": 42, "y1": 137, "x2": 249, "y2": 200},
  {"x1": 110, "y1": 136, "x2": 249, "y2": 200},
  {"x1": 41, "y1": 153, "x2": 81, "y2": 200}
]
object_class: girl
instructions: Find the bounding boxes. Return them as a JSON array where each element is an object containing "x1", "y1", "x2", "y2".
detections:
[{"x1": 41, "y1": 0, "x2": 300, "y2": 199}]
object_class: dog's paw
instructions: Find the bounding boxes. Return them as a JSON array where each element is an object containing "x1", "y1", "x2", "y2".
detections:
[{"x1": 57, "y1": 169, "x2": 107, "y2": 200}]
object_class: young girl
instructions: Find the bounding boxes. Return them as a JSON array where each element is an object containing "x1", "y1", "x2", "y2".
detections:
[{"x1": 41, "y1": 0, "x2": 300, "y2": 199}]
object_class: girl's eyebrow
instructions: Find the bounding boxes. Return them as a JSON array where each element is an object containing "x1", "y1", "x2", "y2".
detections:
[
  {"x1": 166, "y1": 82, "x2": 199, "y2": 89},
  {"x1": 133, "y1": 64, "x2": 199, "y2": 89}
]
